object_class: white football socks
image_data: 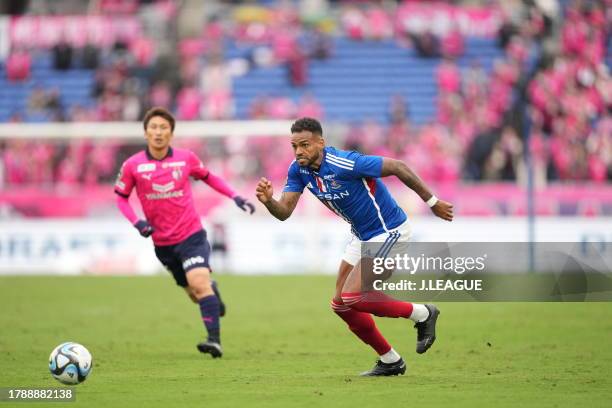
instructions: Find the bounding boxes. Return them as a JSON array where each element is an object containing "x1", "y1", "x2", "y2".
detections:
[
  {"x1": 379, "y1": 348, "x2": 401, "y2": 364},
  {"x1": 409, "y1": 304, "x2": 430, "y2": 323}
]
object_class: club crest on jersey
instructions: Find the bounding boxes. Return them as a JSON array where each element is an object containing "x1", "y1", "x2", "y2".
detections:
[
  {"x1": 137, "y1": 163, "x2": 156, "y2": 173},
  {"x1": 329, "y1": 180, "x2": 342, "y2": 190},
  {"x1": 172, "y1": 168, "x2": 183, "y2": 181},
  {"x1": 152, "y1": 182, "x2": 175, "y2": 193}
]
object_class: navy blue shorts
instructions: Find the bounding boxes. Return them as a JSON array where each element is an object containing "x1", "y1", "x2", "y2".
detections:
[{"x1": 154, "y1": 230, "x2": 211, "y2": 287}]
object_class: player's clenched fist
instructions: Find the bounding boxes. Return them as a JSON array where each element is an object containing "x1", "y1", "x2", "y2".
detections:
[
  {"x1": 255, "y1": 177, "x2": 274, "y2": 204},
  {"x1": 431, "y1": 200, "x2": 454, "y2": 221}
]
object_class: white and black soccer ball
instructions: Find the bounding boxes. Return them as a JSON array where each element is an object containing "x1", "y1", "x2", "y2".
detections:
[{"x1": 48, "y1": 342, "x2": 93, "y2": 385}]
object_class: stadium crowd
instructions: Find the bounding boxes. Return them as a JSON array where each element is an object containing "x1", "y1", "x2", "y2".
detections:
[{"x1": 1, "y1": 0, "x2": 611, "y2": 190}]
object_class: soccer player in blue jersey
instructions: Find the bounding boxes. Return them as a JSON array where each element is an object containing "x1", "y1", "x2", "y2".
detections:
[{"x1": 256, "y1": 117, "x2": 453, "y2": 376}]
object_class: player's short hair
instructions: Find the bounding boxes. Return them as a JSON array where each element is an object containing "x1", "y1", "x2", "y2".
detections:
[
  {"x1": 143, "y1": 107, "x2": 175, "y2": 131},
  {"x1": 291, "y1": 117, "x2": 323, "y2": 136}
]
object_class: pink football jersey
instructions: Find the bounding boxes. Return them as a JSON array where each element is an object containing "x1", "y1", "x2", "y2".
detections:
[{"x1": 115, "y1": 147, "x2": 210, "y2": 246}]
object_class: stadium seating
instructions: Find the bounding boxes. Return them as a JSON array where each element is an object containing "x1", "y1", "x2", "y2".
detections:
[
  {"x1": 0, "y1": 36, "x2": 507, "y2": 124},
  {"x1": 0, "y1": 52, "x2": 95, "y2": 122},
  {"x1": 230, "y1": 37, "x2": 504, "y2": 124}
]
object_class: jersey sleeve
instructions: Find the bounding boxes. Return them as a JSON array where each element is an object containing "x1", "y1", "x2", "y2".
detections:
[
  {"x1": 348, "y1": 152, "x2": 383, "y2": 178},
  {"x1": 188, "y1": 151, "x2": 210, "y2": 180},
  {"x1": 282, "y1": 161, "x2": 305, "y2": 193},
  {"x1": 114, "y1": 161, "x2": 135, "y2": 197}
]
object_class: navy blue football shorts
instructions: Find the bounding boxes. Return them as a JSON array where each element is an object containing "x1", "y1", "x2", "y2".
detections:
[{"x1": 154, "y1": 229, "x2": 211, "y2": 287}]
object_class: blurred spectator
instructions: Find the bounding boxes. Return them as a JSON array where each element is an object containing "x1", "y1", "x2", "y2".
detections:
[
  {"x1": 441, "y1": 26, "x2": 464, "y2": 59},
  {"x1": 437, "y1": 59, "x2": 461, "y2": 93},
  {"x1": 175, "y1": 85, "x2": 201, "y2": 120},
  {"x1": 148, "y1": 81, "x2": 173, "y2": 109},
  {"x1": 52, "y1": 37, "x2": 73, "y2": 71},
  {"x1": 200, "y1": 55, "x2": 233, "y2": 120},
  {"x1": 287, "y1": 45, "x2": 308, "y2": 87},
  {"x1": 412, "y1": 31, "x2": 440, "y2": 58},
  {"x1": 248, "y1": 95, "x2": 268, "y2": 119},
  {"x1": 482, "y1": 126, "x2": 524, "y2": 181},
  {"x1": 45, "y1": 88, "x2": 65, "y2": 121},
  {"x1": 5, "y1": 48, "x2": 31, "y2": 82},
  {"x1": 498, "y1": 17, "x2": 519, "y2": 50},
  {"x1": 130, "y1": 37, "x2": 155, "y2": 67},
  {"x1": 27, "y1": 87, "x2": 49, "y2": 115},
  {"x1": 201, "y1": 16, "x2": 225, "y2": 56},
  {"x1": 296, "y1": 93, "x2": 324, "y2": 119},
  {"x1": 200, "y1": 56, "x2": 231, "y2": 95},
  {"x1": 97, "y1": 90, "x2": 123, "y2": 121},
  {"x1": 267, "y1": 96, "x2": 296, "y2": 119},
  {"x1": 387, "y1": 119, "x2": 411, "y2": 156},
  {"x1": 305, "y1": 28, "x2": 333, "y2": 60},
  {"x1": 81, "y1": 41, "x2": 100, "y2": 70},
  {"x1": 388, "y1": 94, "x2": 409, "y2": 124},
  {"x1": 202, "y1": 90, "x2": 233, "y2": 120},
  {"x1": 463, "y1": 60, "x2": 488, "y2": 98},
  {"x1": 24, "y1": 85, "x2": 64, "y2": 121},
  {"x1": 366, "y1": 6, "x2": 392, "y2": 40},
  {"x1": 341, "y1": 6, "x2": 367, "y2": 41},
  {"x1": 3, "y1": 139, "x2": 30, "y2": 185},
  {"x1": 92, "y1": 0, "x2": 138, "y2": 15},
  {"x1": 122, "y1": 81, "x2": 143, "y2": 121},
  {"x1": 272, "y1": 26, "x2": 298, "y2": 63}
]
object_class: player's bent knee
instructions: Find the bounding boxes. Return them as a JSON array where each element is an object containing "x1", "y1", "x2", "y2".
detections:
[
  {"x1": 340, "y1": 292, "x2": 363, "y2": 307},
  {"x1": 185, "y1": 267, "x2": 214, "y2": 300},
  {"x1": 331, "y1": 299, "x2": 351, "y2": 314}
]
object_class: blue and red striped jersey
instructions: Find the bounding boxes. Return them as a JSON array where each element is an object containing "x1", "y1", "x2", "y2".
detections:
[{"x1": 283, "y1": 146, "x2": 407, "y2": 240}]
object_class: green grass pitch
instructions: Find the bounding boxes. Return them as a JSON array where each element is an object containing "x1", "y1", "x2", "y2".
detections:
[{"x1": 1, "y1": 275, "x2": 611, "y2": 408}]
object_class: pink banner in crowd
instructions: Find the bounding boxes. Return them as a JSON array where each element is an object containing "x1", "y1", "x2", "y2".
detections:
[
  {"x1": 0, "y1": 186, "x2": 224, "y2": 218},
  {"x1": 1, "y1": 183, "x2": 611, "y2": 218},
  {"x1": 9, "y1": 16, "x2": 142, "y2": 48},
  {"x1": 395, "y1": 2, "x2": 503, "y2": 37}
]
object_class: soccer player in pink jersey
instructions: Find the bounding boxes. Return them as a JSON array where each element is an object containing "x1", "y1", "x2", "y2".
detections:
[{"x1": 115, "y1": 107, "x2": 255, "y2": 358}]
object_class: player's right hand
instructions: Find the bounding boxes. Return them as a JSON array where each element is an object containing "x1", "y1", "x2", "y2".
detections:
[
  {"x1": 431, "y1": 200, "x2": 454, "y2": 221},
  {"x1": 134, "y1": 220, "x2": 155, "y2": 237},
  {"x1": 255, "y1": 177, "x2": 273, "y2": 204}
]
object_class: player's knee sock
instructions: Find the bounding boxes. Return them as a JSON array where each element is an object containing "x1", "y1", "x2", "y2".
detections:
[
  {"x1": 331, "y1": 300, "x2": 391, "y2": 355},
  {"x1": 341, "y1": 291, "x2": 414, "y2": 319},
  {"x1": 198, "y1": 295, "x2": 221, "y2": 344}
]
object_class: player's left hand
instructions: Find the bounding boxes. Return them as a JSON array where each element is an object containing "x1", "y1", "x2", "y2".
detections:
[
  {"x1": 134, "y1": 219, "x2": 155, "y2": 237},
  {"x1": 233, "y1": 195, "x2": 255, "y2": 214},
  {"x1": 431, "y1": 200, "x2": 454, "y2": 221}
]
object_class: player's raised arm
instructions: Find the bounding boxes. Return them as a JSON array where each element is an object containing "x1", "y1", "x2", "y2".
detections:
[
  {"x1": 381, "y1": 158, "x2": 454, "y2": 221},
  {"x1": 256, "y1": 177, "x2": 301, "y2": 221}
]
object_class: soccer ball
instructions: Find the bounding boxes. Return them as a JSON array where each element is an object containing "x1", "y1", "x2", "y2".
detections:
[{"x1": 48, "y1": 342, "x2": 93, "y2": 385}]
